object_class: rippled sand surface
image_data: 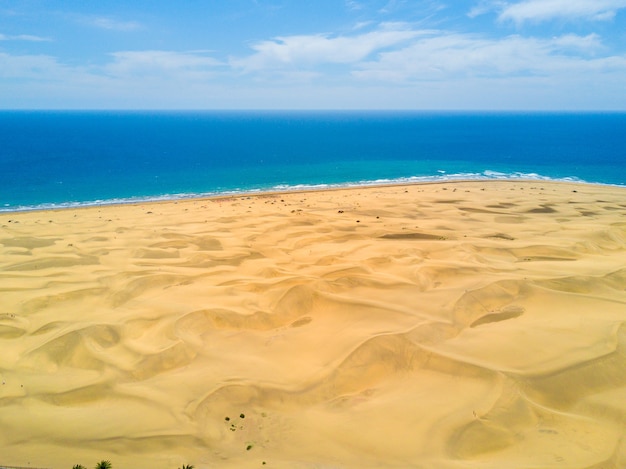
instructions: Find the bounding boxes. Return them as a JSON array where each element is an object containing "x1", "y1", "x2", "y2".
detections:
[{"x1": 1, "y1": 181, "x2": 626, "y2": 469}]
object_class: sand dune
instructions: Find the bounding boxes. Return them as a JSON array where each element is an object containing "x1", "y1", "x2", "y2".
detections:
[{"x1": 1, "y1": 181, "x2": 625, "y2": 468}]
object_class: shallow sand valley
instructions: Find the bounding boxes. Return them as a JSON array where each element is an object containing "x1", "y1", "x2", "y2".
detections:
[{"x1": 1, "y1": 181, "x2": 626, "y2": 468}]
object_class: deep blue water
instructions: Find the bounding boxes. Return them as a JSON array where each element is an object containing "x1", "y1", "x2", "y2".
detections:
[{"x1": 1, "y1": 111, "x2": 625, "y2": 211}]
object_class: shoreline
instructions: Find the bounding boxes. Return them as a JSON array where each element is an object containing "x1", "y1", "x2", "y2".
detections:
[
  {"x1": 2, "y1": 176, "x2": 622, "y2": 215},
  {"x1": 1, "y1": 179, "x2": 625, "y2": 468}
]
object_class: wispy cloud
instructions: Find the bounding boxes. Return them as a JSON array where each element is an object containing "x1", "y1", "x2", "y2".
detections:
[
  {"x1": 230, "y1": 24, "x2": 423, "y2": 73},
  {"x1": 0, "y1": 33, "x2": 51, "y2": 41},
  {"x1": 0, "y1": 52, "x2": 59, "y2": 79},
  {"x1": 0, "y1": 48, "x2": 225, "y2": 108},
  {"x1": 1, "y1": 49, "x2": 222, "y2": 83},
  {"x1": 105, "y1": 50, "x2": 222, "y2": 80},
  {"x1": 345, "y1": 0, "x2": 364, "y2": 11},
  {"x1": 495, "y1": 0, "x2": 626, "y2": 23},
  {"x1": 0, "y1": 52, "x2": 100, "y2": 85},
  {"x1": 2, "y1": 8, "x2": 626, "y2": 109},
  {"x1": 353, "y1": 31, "x2": 621, "y2": 82},
  {"x1": 468, "y1": 0, "x2": 506, "y2": 18},
  {"x1": 551, "y1": 33, "x2": 603, "y2": 51},
  {"x1": 80, "y1": 15, "x2": 143, "y2": 31}
]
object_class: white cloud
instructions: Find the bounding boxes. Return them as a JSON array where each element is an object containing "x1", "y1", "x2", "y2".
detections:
[
  {"x1": 0, "y1": 33, "x2": 50, "y2": 41},
  {"x1": 353, "y1": 21, "x2": 375, "y2": 30},
  {"x1": 551, "y1": 33, "x2": 602, "y2": 51},
  {"x1": 1, "y1": 18, "x2": 625, "y2": 110},
  {"x1": 353, "y1": 32, "x2": 623, "y2": 82},
  {"x1": 0, "y1": 49, "x2": 227, "y2": 108},
  {"x1": 0, "y1": 52, "x2": 46, "y2": 78},
  {"x1": 78, "y1": 15, "x2": 142, "y2": 31},
  {"x1": 0, "y1": 49, "x2": 223, "y2": 85},
  {"x1": 0, "y1": 53, "x2": 68, "y2": 79},
  {"x1": 468, "y1": 0, "x2": 506, "y2": 18},
  {"x1": 345, "y1": 0, "x2": 364, "y2": 10},
  {"x1": 498, "y1": 0, "x2": 626, "y2": 23},
  {"x1": 230, "y1": 24, "x2": 424, "y2": 72},
  {"x1": 105, "y1": 50, "x2": 222, "y2": 82}
]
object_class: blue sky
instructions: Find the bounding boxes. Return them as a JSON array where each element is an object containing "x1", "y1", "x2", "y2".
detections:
[{"x1": 1, "y1": 0, "x2": 626, "y2": 109}]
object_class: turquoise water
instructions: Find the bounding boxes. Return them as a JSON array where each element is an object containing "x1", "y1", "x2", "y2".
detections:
[{"x1": 1, "y1": 111, "x2": 625, "y2": 211}]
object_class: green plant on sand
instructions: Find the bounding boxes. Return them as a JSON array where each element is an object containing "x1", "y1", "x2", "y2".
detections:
[
  {"x1": 72, "y1": 465, "x2": 87, "y2": 469},
  {"x1": 179, "y1": 465, "x2": 194, "y2": 469},
  {"x1": 95, "y1": 461, "x2": 112, "y2": 469}
]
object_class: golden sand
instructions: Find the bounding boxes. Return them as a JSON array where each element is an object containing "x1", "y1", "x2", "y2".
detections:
[{"x1": 1, "y1": 181, "x2": 625, "y2": 469}]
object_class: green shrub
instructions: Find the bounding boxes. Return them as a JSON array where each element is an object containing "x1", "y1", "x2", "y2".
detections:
[{"x1": 95, "y1": 461, "x2": 112, "y2": 469}]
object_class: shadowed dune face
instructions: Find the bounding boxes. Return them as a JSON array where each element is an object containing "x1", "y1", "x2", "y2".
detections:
[{"x1": 1, "y1": 181, "x2": 626, "y2": 468}]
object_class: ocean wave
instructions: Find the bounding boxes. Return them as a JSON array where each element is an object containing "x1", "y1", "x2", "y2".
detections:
[{"x1": 0, "y1": 170, "x2": 617, "y2": 213}]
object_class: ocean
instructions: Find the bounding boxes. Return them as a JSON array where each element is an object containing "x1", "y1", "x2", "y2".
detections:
[{"x1": 1, "y1": 111, "x2": 625, "y2": 212}]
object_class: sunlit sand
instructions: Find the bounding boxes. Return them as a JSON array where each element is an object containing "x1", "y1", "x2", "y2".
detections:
[{"x1": 1, "y1": 181, "x2": 625, "y2": 468}]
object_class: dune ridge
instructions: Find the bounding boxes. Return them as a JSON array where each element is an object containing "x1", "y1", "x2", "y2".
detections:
[{"x1": 1, "y1": 181, "x2": 625, "y2": 468}]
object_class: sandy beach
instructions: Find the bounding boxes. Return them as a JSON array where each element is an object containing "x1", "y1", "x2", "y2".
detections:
[{"x1": 1, "y1": 180, "x2": 625, "y2": 469}]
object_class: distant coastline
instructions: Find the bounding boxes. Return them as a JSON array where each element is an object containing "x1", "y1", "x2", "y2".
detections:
[
  {"x1": 2, "y1": 175, "x2": 619, "y2": 214},
  {"x1": 2, "y1": 111, "x2": 625, "y2": 211}
]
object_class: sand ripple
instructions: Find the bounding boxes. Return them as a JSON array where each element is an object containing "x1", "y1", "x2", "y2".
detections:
[{"x1": 1, "y1": 181, "x2": 625, "y2": 468}]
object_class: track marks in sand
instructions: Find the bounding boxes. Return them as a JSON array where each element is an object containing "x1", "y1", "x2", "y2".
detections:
[
  {"x1": 185, "y1": 324, "x2": 506, "y2": 466},
  {"x1": 176, "y1": 308, "x2": 281, "y2": 333},
  {"x1": 520, "y1": 323, "x2": 626, "y2": 411},
  {"x1": 536, "y1": 268, "x2": 626, "y2": 295},
  {"x1": 20, "y1": 287, "x2": 108, "y2": 315},
  {"x1": 131, "y1": 341, "x2": 197, "y2": 380},
  {"x1": 18, "y1": 314, "x2": 199, "y2": 383},
  {"x1": 40, "y1": 382, "x2": 115, "y2": 406},
  {"x1": 106, "y1": 272, "x2": 192, "y2": 308},
  {"x1": 452, "y1": 279, "x2": 528, "y2": 329},
  {"x1": 149, "y1": 233, "x2": 224, "y2": 252},
  {"x1": 0, "y1": 324, "x2": 26, "y2": 339},
  {"x1": 470, "y1": 305, "x2": 525, "y2": 328},
  {"x1": 449, "y1": 377, "x2": 620, "y2": 467},
  {"x1": 174, "y1": 279, "x2": 414, "y2": 336},
  {"x1": 176, "y1": 307, "x2": 315, "y2": 334},
  {"x1": 25, "y1": 324, "x2": 122, "y2": 371},
  {"x1": 380, "y1": 232, "x2": 448, "y2": 241},
  {"x1": 189, "y1": 329, "x2": 497, "y2": 417},
  {"x1": 4, "y1": 254, "x2": 99, "y2": 271}
]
